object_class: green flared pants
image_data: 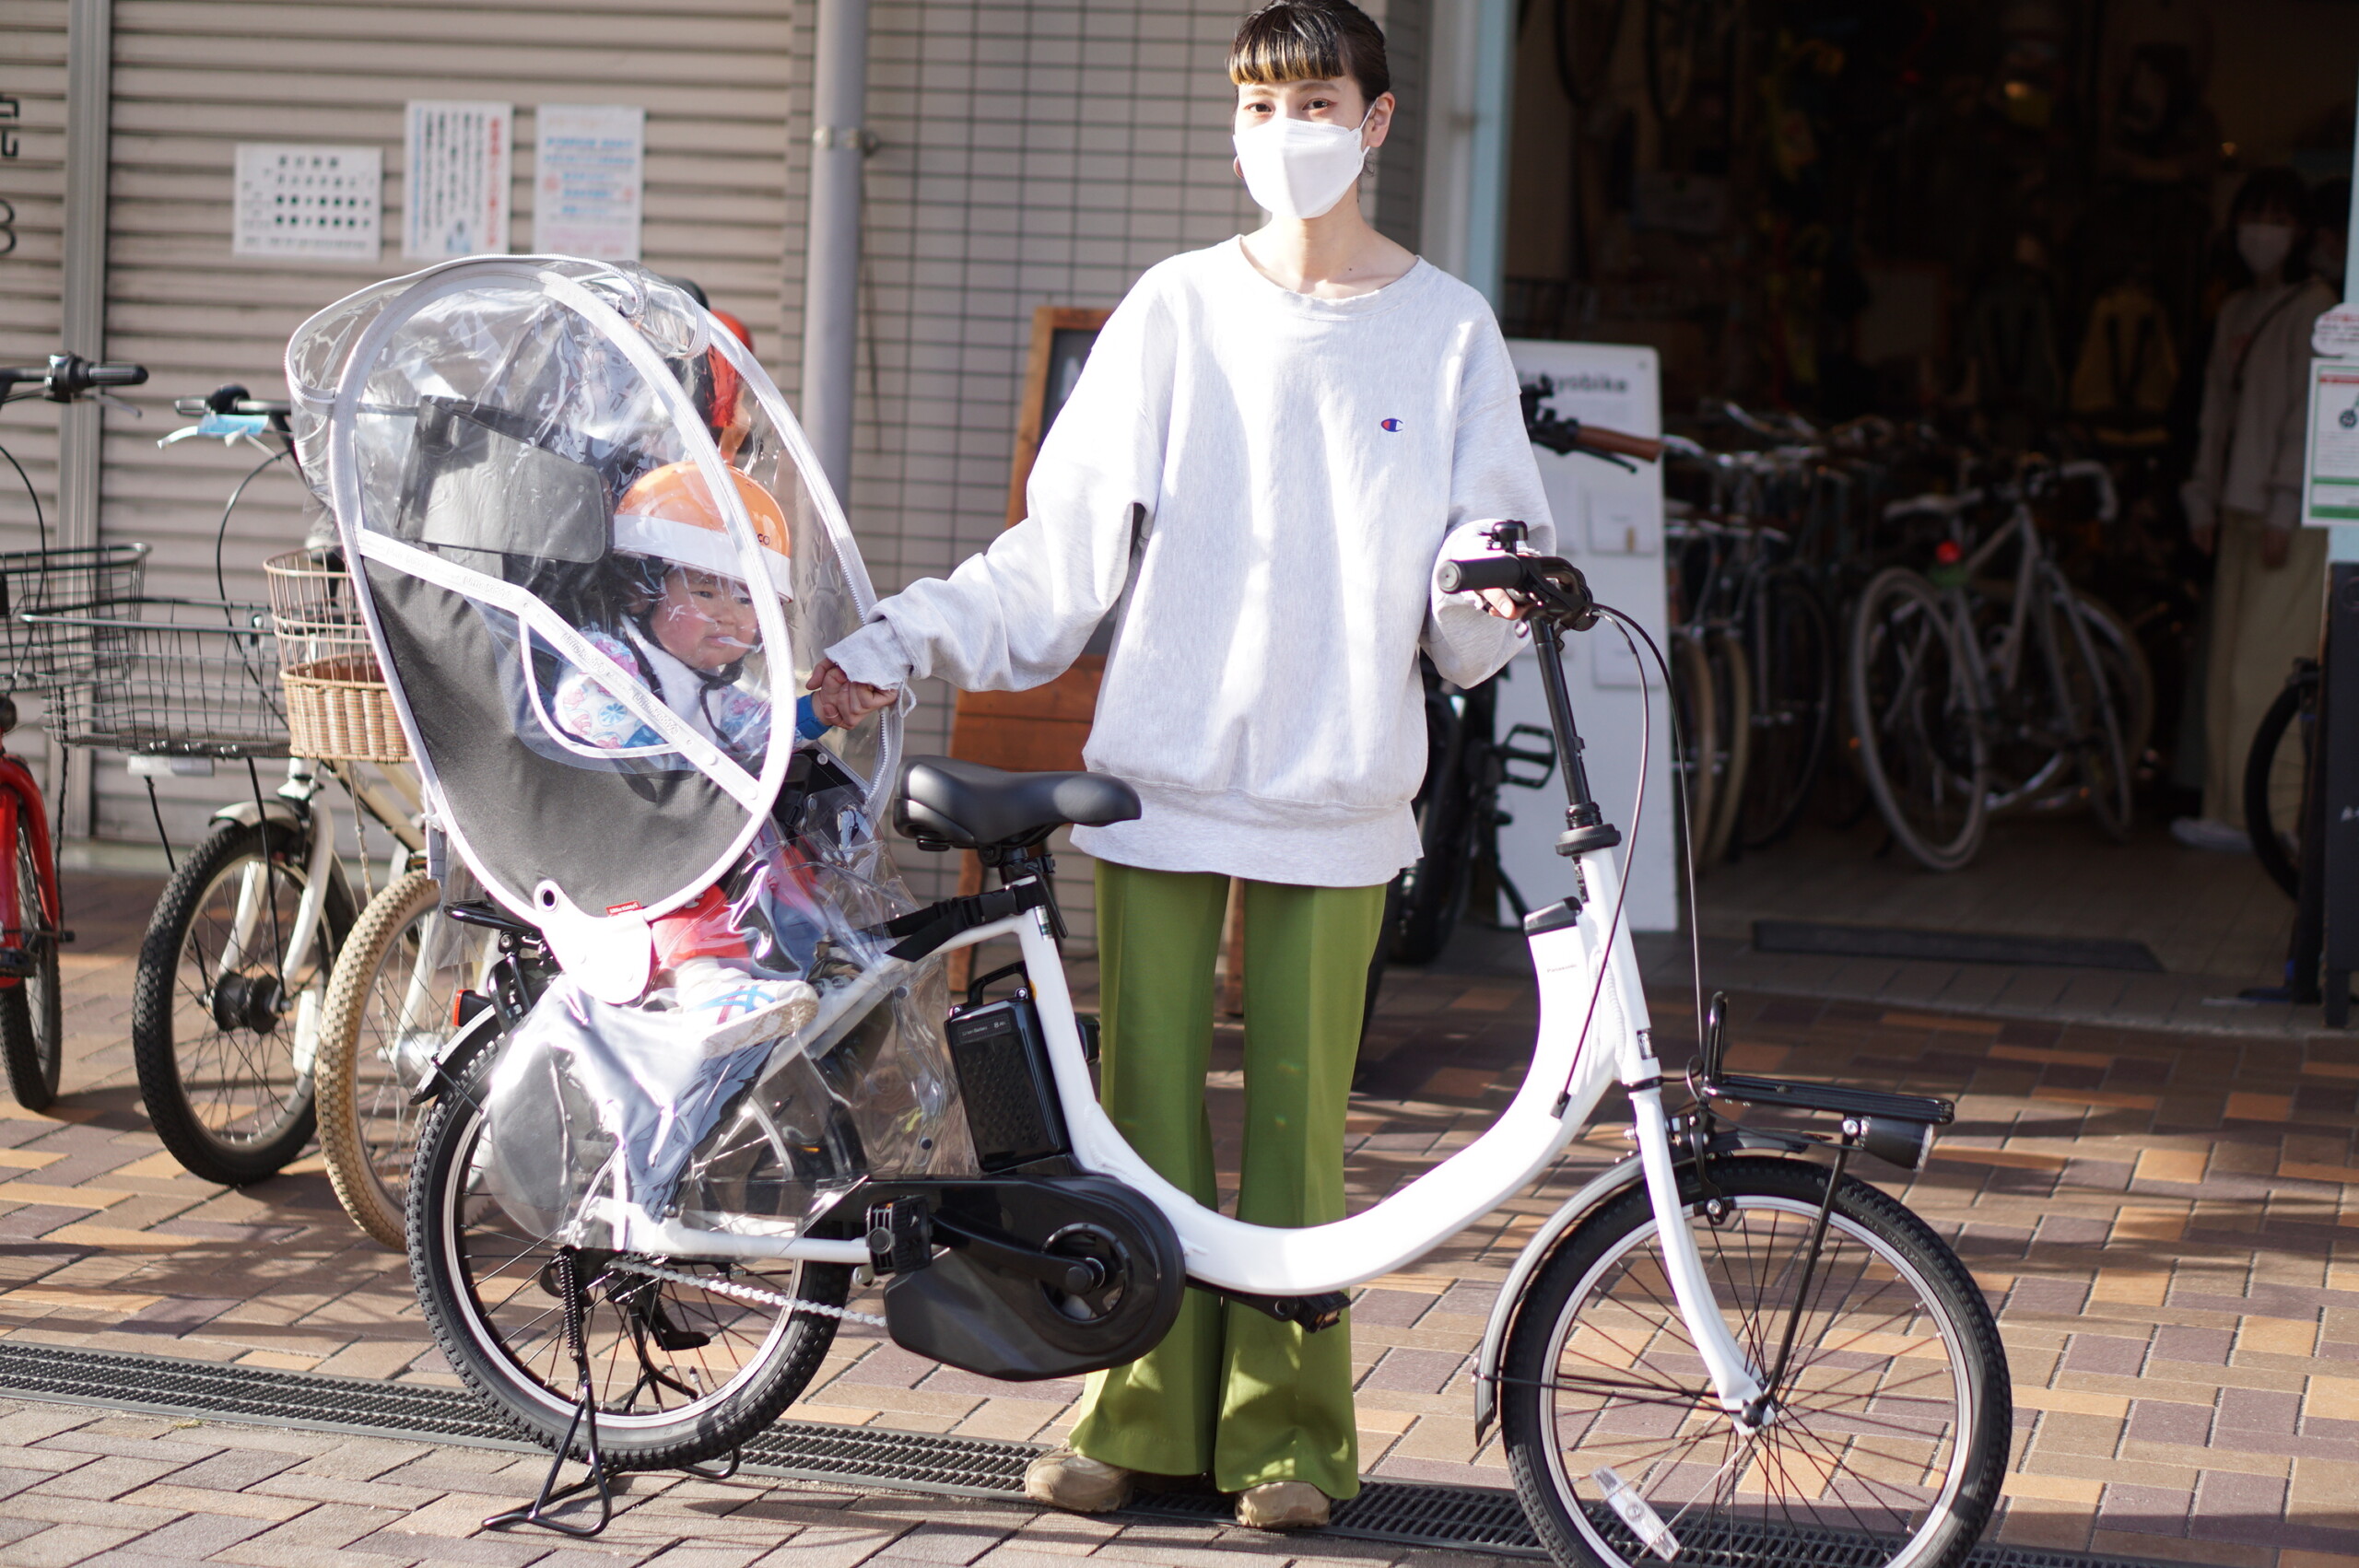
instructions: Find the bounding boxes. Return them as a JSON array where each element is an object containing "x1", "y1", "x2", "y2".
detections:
[{"x1": 1064, "y1": 860, "x2": 1386, "y2": 1500}]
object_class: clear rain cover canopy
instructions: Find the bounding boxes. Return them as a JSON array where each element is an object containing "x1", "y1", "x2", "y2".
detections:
[
  {"x1": 286, "y1": 256, "x2": 896, "y2": 927},
  {"x1": 287, "y1": 258, "x2": 969, "y2": 1243}
]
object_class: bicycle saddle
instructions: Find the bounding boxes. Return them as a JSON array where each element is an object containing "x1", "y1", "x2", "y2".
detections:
[{"x1": 896, "y1": 755, "x2": 1141, "y2": 850}]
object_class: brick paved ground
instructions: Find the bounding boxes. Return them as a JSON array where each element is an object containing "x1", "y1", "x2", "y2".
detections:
[{"x1": 6, "y1": 872, "x2": 2359, "y2": 1562}]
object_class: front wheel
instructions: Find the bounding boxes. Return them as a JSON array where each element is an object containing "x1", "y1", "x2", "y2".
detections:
[
  {"x1": 132, "y1": 817, "x2": 355, "y2": 1186},
  {"x1": 2246, "y1": 664, "x2": 2316, "y2": 900},
  {"x1": 1849, "y1": 568, "x2": 1988, "y2": 872},
  {"x1": 0, "y1": 824, "x2": 63, "y2": 1112},
  {"x1": 408, "y1": 1047, "x2": 850, "y2": 1469},
  {"x1": 1501, "y1": 1157, "x2": 2010, "y2": 1568}
]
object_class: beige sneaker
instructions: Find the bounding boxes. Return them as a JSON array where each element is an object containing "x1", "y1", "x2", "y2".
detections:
[
  {"x1": 1234, "y1": 1480, "x2": 1330, "y2": 1530},
  {"x1": 1023, "y1": 1445, "x2": 1135, "y2": 1513}
]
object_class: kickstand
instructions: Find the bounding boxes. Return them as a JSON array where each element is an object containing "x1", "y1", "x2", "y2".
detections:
[{"x1": 487, "y1": 1247, "x2": 617, "y2": 1538}]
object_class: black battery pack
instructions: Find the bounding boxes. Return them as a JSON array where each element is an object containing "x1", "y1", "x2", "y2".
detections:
[{"x1": 945, "y1": 994, "x2": 1072, "y2": 1171}]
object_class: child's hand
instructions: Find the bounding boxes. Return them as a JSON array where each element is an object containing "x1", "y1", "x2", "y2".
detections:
[{"x1": 806, "y1": 658, "x2": 899, "y2": 729}]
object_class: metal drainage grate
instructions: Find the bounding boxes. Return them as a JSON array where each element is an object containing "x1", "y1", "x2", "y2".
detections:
[{"x1": 0, "y1": 1341, "x2": 2169, "y2": 1567}]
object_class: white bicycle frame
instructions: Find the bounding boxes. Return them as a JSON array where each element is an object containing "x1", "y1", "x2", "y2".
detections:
[{"x1": 609, "y1": 832, "x2": 1767, "y2": 1418}]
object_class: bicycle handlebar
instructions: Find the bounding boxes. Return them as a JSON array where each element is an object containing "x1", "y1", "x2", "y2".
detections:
[
  {"x1": 1437, "y1": 556, "x2": 1529, "y2": 594},
  {"x1": 0, "y1": 354, "x2": 150, "y2": 403}
]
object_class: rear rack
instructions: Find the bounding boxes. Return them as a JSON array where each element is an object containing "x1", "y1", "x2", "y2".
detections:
[{"x1": 1695, "y1": 1072, "x2": 1954, "y2": 1127}]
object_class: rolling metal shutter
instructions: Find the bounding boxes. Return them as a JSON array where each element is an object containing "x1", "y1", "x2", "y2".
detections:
[{"x1": 92, "y1": 0, "x2": 794, "y2": 848}]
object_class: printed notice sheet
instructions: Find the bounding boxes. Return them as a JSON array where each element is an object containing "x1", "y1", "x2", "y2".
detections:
[
  {"x1": 234, "y1": 146, "x2": 381, "y2": 260},
  {"x1": 2305, "y1": 360, "x2": 2359, "y2": 526},
  {"x1": 533, "y1": 105, "x2": 644, "y2": 260},
  {"x1": 405, "y1": 101, "x2": 511, "y2": 259}
]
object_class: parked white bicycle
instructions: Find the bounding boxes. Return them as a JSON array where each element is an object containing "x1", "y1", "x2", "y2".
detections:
[{"x1": 290, "y1": 256, "x2": 2008, "y2": 1567}]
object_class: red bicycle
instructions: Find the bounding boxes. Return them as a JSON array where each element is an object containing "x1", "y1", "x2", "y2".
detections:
[{"x1": 0, "y1": 353, "x2": 151, "y2": 1107}]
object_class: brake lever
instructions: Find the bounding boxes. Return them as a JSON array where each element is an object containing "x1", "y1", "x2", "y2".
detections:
[{"x1": 89, "y1": 391, "x2": 141, "y2": 417}]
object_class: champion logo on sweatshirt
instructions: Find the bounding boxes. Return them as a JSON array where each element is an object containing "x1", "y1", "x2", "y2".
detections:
[{"x1": 1379, "y1": 417, "x2": 1403, "y2": 431}]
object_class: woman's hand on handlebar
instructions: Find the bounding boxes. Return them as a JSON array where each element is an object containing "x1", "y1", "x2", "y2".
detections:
[
  {"x1": 805, "y1": 657, "x2": 899, "y2": 729},
  {"x1": 1479, "y1": 589, "x2": 1529, "y2": 621}
]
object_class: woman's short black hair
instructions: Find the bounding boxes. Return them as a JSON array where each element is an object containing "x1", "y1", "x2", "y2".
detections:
[
  {"x1": 2230, "y1": 166, "x2": 2312, "y2": 230},
  {"x1": 1229, "y1": 0, "x2": 1391, "y2": 105}
]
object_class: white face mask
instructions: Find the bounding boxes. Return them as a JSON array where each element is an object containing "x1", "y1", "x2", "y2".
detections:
[
  {"x1": 1232, "y1": 107, "x2": 1371, "y2": 221},
  {"x1": 2238, "y1": 221, "x2": 2296, "y2": 277}
]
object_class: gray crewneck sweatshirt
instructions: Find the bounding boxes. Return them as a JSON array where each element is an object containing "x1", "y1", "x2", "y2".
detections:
[{"x1": 827, "y1": 237, "x2": 1554, "y2": 886}]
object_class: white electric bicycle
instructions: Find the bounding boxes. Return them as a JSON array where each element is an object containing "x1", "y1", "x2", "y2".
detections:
[
  {"x1": 405, "y1": 542, "x2": 2007, "y2": 1567},
  {"x1": 289, "y1": 255, "x2": 2005, "y2": 1568}
]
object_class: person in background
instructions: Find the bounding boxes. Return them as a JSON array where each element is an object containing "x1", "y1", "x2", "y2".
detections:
[{"x1": 2173, "y1": 168, "x2": 2334, "y2": 853}]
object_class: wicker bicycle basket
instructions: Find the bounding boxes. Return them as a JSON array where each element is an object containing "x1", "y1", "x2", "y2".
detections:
[
  {"x1": 0, "y1": 543, "x2": 148, "y2": 693},
  {"x1": 264, "y1": 547, "x2": 409, "y2": 763},
  {"x1": 22, "y1": 598, "x2": 288, "y2": 758}
]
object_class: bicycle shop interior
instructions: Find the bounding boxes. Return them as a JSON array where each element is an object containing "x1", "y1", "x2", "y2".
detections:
[{"x1": 1443, "y1": 0, "x2": 2359, "y2": 1033}]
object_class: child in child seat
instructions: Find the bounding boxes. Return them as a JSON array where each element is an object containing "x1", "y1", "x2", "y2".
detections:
[{"x1": 555, "y1": 458, "x2": 833, "y2": 1048}]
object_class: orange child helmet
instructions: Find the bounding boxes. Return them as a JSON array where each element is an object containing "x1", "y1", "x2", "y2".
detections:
[{"x1": 614, "y1": 461, "x2": 793, "y2": 596}]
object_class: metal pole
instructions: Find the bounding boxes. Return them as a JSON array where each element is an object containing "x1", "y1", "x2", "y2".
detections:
[
  {"x1": 57, "y1": 0, "x2": 111, "y2": 846},
  {"x1": 59, "y1": 0, "x2": 111, "y2": 555},
  {"x1": 800, "y1": 0, "x2": 870, "y2": 506}
]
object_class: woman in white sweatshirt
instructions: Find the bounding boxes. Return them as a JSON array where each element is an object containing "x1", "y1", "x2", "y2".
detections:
[{"x1": 809, "y1": 0, "x2": 1551, "y2": 1531}]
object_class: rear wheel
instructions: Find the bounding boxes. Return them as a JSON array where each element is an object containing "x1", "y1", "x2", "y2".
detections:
[
  {"x1": 131, "y1": 818, "x2": 353, "y2": 1186},
  {"x1": 1849, "y1": 568, "x2": 1987, "y2": 872},
  {"x1": 1500, "y1": 1158, "x2": 2011, "y2": 1568},
  {"x1": 1670, "y1": 631, "x2": 1720, "y2": 867},
  {"x1": 1701, "y1": 627, "x2": 1752, "y2": 866},
  {"x1": 2246, "y1": 663, "x2": 2316, "y2": 900},
  {"x1": 408, "y1": 1047, "x2": 849, "y2": 1468},
  {"x1": 0, "y1": 825, "x2": 63, "y2": 1112},
  {"x1": 2046, "y1": 588, "x2": 2132, "y2": 841}
]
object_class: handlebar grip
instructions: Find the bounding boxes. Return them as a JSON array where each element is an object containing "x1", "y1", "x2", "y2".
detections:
[
  {"x1": 1438, "y1": 556, "x2": 1527, "y2": 594},
  {"x1": 1576, "y1": 425, "x2": 1667, "y2": 463},
  {"x1": 85, "y1": 362, "x2": 147, "y2": 388}
]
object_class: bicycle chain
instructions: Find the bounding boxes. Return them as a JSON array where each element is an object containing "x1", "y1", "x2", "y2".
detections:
[{"x1": 608, "y1": 1258, "x2": 886, "y2": 1328}]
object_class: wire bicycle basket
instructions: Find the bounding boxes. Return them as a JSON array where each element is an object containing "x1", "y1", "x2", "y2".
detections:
[
  {"x1": 264, "y1": 546, "x2": 408, "y2": 763},
  {"x1": 23, "y1": 597, "x2": 288, "y2": 758},
  {"x1": 0, "y1": 543, "x2": 149, "y2": 693}
]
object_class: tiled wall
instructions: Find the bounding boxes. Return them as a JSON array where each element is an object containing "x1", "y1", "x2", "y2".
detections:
[{"x1": 779, "y1": 0, "x2": 1426, "y2": 934}]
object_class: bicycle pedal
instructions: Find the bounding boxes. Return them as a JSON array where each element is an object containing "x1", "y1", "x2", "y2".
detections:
[{"x1": 0, "y1": 947, "x2": 34, "y2": 977}]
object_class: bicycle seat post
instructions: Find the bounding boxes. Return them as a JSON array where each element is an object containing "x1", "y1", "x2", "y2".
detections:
[{"x1": 1529, "y1": 618, "x2": 1622, "y2": 860}]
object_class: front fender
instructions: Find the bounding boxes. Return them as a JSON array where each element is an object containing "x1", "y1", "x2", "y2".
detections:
[
  {"x1": 1471, "y1": 1154, "x2": 1645, "y2": 1434},
  {"x1": 409, "y1": 1005, "x2": 503, "y2": 1106},
  {"x1": 212, "y1": 799, "x2": 305, "y2": 831}
]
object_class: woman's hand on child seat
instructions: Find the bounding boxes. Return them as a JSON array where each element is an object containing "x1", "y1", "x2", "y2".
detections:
[{"x1": 806, "y1": 658, "x2": 900, "y2": 729}]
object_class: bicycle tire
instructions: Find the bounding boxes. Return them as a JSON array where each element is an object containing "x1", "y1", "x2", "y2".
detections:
[
  {"x1": 0, "y1": 825, "x2": 62, "y2": 1111},
  {"x1": 318, "y1": 870, "x2": 468, "y2": 1249},
  {"x1": 1670, "y1": 630, "x2": 1719, "y2": 863},
  {"x1": 2246, "y1": 673, "x2": 2311, "y2": 900},
  {"x1": 1849, "y1": 568, "x2": 1987, "y2": 872},
  {"x1": 1701, "y1": 627, "x2": 1752, "y2": 866},
  {"x1": 2047, "y1": 588, "x2": 2132, "y2": 841},
  {"x1": 409, "y1": 1047, "x2": 849, "y2": 1469},
  {"x1": 1500, "y1": 1157, "x2": 2011, "y2": 1568},
  {"x1": 2075, "y1": 593, "x2": 2154, "y2": 772},
  {"x1": 131, "y1": 817, "x2": 353, "y2": 1186},
  {"x1": 1736, "y1": 570, "x2": 1835, "y2": 851}
]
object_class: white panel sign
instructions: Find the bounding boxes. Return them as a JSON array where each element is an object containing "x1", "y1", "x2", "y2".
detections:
[
  {"x1": 1498, "y1": 342, "x2": 1675, "y2": 932},
  {"x1": 405, "y1": 100, "x2": 512, "y2": 259},
  {"x1": 2305, "y1": 359, "x2": 2359, "y2": 527},
  {"x1": 233, "y1": 146, "x2": 381, "y2": 260},
  {"x1": 533, "y1": 105, "x2": 644, "y2": 260}
]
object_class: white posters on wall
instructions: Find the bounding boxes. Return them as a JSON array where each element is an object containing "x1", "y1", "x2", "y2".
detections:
[
  {"x1": 233, "y1": 145, "x2": 381, "y2": 260},
  {"x1": 404, "y1": 101, "x2": 512, "y2": 259},
  {"x1": 533, "y1": 105, "x2": 644, "y2": 261}
]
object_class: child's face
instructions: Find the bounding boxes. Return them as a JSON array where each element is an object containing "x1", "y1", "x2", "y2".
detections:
[{"x1": 650, "y1": 567, "x2": 760, "y2": 673}]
